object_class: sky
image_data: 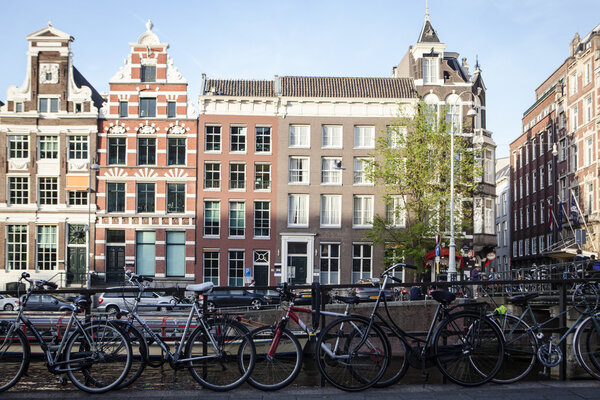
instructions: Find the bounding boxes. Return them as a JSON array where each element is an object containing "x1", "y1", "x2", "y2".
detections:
[{"x1": 0, "y1": 0, "x2": 599, "y2": 159}]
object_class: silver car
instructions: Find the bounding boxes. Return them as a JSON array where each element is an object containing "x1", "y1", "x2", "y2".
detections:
[
  {"x1": 0, "y1": 295, "x2": 19, "y2": 311},
  {"x1": 98, "y1": 288, "x2": 176, "y2": 313}
]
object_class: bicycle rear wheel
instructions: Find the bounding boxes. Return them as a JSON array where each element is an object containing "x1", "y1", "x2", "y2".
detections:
[
  {"x1": 491, "y1": 314, "x2": 537, "y2": 383},
  {"x1": 0, "y1": 322, "x2": 29, "y2": 392},
  {"x1": 65, "y1": 322, "x2": 132, "y2": 393},
  {"x1": 316, "y1": 316, "x2": 389, "y2": 391},
  {"x1": 186, "y1": 318, "x2": 255, "y2": 391},
  {"x1": 111, "y1": 321, "x2": 148, "y2": 389},
  {"x1": 372, "y1": 323, "x2": 408, "y2": 388},
  {"x1": 575, "y1": 314, "x2": 600, "y2": 379},
  {"x1": 434, "y1": 312, "x2": 504, "y2": 386},
  {"x1": 247, "y1": 325, "x2": 303, "y2": 390}
]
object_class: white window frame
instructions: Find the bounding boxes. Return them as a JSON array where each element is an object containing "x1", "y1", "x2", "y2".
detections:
[
  {"x1": 353, "y1": 195, "x2": 374, "y2": 228},
  {"x1": 320, "y1": 195, "x2": 342, "y2": 228},
  {"x1": 289, "y1": 157, "x2": 310, "y2": 184},
  {"x1": 288, "y1": 194, "x2": 309, "y2": 228},
  {"x1": 353, "y1": 126, "x2": 375, "y2": 149},
  {"x1": 289, "y1": 125, "x2": 310, "y2": 148},
  {"x1": 321, "y1": 157, "x2": 342, "y2": 185},
  {"x1": 353, "y1": 157, "x2": 373, "y2": 185},
  {"x1": 386, "y1": 195, "x2": 406, "y2": 228},
  {"x1": 322, "y1": 125, "x2": 342, "y2": 149}
]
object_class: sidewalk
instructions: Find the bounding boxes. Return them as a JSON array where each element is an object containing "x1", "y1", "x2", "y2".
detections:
[{"x1": 5, "y1": 381, "x2": 600, "y2": 400}]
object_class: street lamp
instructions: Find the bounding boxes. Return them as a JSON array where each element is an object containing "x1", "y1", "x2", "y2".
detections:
[
  {"x1": 86, "y1": 162, "x2": 100, "y2": 289},
  {"x1": 448, "y1": 90, "x2": 478, "y2": 283}
]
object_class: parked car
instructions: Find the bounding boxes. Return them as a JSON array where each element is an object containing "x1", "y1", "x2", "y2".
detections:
[
  {"x1": 254, "y1": 289, "x2": 282, "y2": 305},
  {"x1": 0, "y1": 295, "x2": 19, "y2": 311},
  {"x1": 204, "y1": 289, "x2": 268, "y2": 311},
  {"x1": 21, "y1": 294, "x2": 72, "y2": 312},
  {"x1": 98, "y1": 288, "x2": 176, "y2": 313},
  {"x1": 353, "y1": 279, "x2": 394, "y2": 302}
]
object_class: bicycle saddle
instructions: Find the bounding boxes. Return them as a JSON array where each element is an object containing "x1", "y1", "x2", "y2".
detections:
[
  {"x1": 186, "y1": 282, "x2": 214, "y2": 294},
  {"x1": 66, "y1": 295, "x2": 89, "y2": 309},
  {"x1": 508, "y1": 292, "x2": 538, "y2": 305},
  {"x1": 431, "y1": 290, "x2": 456, "y2": 305},
  {"x1": 334, "y1": 295, "x2": 360, "y2": 304}
]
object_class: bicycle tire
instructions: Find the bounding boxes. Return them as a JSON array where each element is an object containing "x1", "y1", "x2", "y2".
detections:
[
  {"x1": 316, "y1": 316, "x2": 389, "y2": 391},
  {"x1": 111, "y1": 320, "x2": 148, "y2": 389},
  {"x1": 491, "y1": 314, "x2": 537, "y2": 383},
  {"x1": 247, "y1": 325, "x2": 303, "y2": 390},
  {"x1": 185, "y1": 318, "x2": 256, "y2": 391},
  {"x1": 433, "y1": 311, "x2": 504, "y2": 386},
  {"x1": 0, "y1": 322, "x2": 30, "y2": 392},
  {"x1": 572, "y1": 283, "x2": 600, "y2": 314},
  {"x1": 65, "y1": 322, "x2": 133, "y2": 394},
  {"x1": 372, "y1": 323, "x2": 409, "y2": 388},
  {"x1": 575, "y1": 313, "x2": 600, "y2": 380}
]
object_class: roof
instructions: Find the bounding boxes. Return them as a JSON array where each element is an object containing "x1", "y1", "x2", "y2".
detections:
[
  {"x1": 73, "y1": 67, "x2": 104, "y2": 109},
  {"x1": 203, "y1": 79, "x2": 274, "y2": 97},
  {"x1": 444, "y1": 55, "x2": 469, "y2": 82},
  {"x1": 418, "y1": 19, "x2": 440, "y2": 43}
]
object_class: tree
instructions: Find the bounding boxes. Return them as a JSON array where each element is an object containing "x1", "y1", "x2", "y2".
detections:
[{"x1": 365, "y1": 101, "x2": 481, "y2": 273}]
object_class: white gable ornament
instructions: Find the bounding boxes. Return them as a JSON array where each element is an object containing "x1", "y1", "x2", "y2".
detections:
[
  {"x1": 168, "y1": 124, "x2": 186, "y2": 134},
  {"x1": 108, "y1": 125, "x2": 127, "y2": 134},
  {"x1": 138, "y1": 123, "x2": 157, "y2": 134}
]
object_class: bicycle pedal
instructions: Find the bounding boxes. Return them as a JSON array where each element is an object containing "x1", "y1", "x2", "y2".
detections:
[
  {"x1": 539, "y1": 368, "x2": 549, "y2": 377},
  {"x1": 58, "y1": 375, "x2": 68, "y2": 386}
]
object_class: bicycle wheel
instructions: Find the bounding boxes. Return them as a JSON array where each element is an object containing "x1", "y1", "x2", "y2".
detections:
[
  {"x1": 316, "y1": 316, "x2": 389, "y2": 391},
  {"x1": 572, "y1": 283, "x2": 600, "y2": 314},
  {"x1": 111, "y1": 321, "x2": 148, "y2": 389},
  {"x1": 373, "y1": 323, "x2": 408, "y2": 388},
  {"x1": 186, "y1": 318, "x2": 255, "y2": 391},
  {"x1": 0, "y1": 322, "x2": 30, "y2": 392},
  {"x1": 433, "y1": 312, "x2": 504, "y2": 386},
  {"x1": 247, "y1": 325, "x2": 303, "y2": 390},
  {"x1": 575, "y1": 314, "x2": 600, "y2": 379},
  {"x1": 65, "y1": 322, "x2": 132, "y2": 394},
  {"x1": 491, "y1": 314, "x2": 537, "y2": 383}
]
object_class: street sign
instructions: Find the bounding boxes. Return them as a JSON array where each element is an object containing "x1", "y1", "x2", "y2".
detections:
[
  {"x1": 486, "y1": 252, "x2": 496, "y2": 261},
  {"x1": 435, "y1": 233, "x2": 441, "y2": 245},
  {"x1": 244, "y1": 267, "x2": 252, "y2": 277},
  {"x1": 435, "y1": 245, "x2": 441, "y2": 257}
]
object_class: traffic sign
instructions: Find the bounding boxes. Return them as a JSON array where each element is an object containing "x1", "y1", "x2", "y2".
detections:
[
  {"x1": 435, "y1": 245, "x2": 441, "y2": 257},
  {"x1": 244, "y1": 267, "x2": 252, "y2": 277}
]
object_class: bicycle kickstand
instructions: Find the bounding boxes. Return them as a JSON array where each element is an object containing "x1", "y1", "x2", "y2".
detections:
[
  {"x1": 171, "y1": 369, "x2": 179, "y2": 383},
  {"x1": 57, "y1": 374, "x2": 68, "y2": 386},
  {"x1": 539, "y1": 366, "x2": 549, "y2": 377},
  {"x1": 421, "y1": 360, "x2": 429, "y2": 382}
]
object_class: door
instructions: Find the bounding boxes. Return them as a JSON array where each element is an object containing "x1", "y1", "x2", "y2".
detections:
[
  {"x1": 106, "y1": 246, "x2": 125, "y2": 284},
  {"x1": 254, "y1": 265, "x2": 268, "y2": 286},
  {"x1": 67, "y1": 247, "x2": 86, "y2": 285},
  {"x1": 287, "y1": 242, "x2": 308, "y2": 285}
]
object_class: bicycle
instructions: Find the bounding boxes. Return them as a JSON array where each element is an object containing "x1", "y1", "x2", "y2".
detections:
[
  {"x1": 248, "y1": 282, "x2": 389, "y2": 391},
  {"x1": 0, "y1": 272, "x2": 132, "y2": 393},
  {"x1": 110, "y1": 271, "x2": 256, "y2": 391},
  {"x1": 346, "y1": 263, "x2": 505, "y2": 387},
  {"x1": 485, "y1": 281, "x2": 600, "y2": 383}
]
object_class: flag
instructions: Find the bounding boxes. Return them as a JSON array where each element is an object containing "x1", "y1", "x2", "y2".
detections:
[
  {"x1": 547, "y1": 201, "x2": 553, "y2": 233},
  {"x1": 558, "y1": 202, "x2": 563, "y2": 232},
  {"x1": 571, "y1": 192, "x2": 580, "y2": 226}
]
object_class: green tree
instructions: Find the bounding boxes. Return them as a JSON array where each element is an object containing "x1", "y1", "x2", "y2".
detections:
[{"x1": 366, "y1": 101, "x2": 481, "y2": 273}]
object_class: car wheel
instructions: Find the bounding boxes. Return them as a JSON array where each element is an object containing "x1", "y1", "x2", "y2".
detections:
[
  {"x1": 106, "y1": 305, "x2": 119, "y2": 314},
  {"x1": 250, "y1": 299, "x2": 262, "y2": 310},
  {"x1": 206, "y1": 301, "x2": 216, "y2": 312},
  {"x1": 3, "y1": 304, "x2": 13, "y2": 311}
]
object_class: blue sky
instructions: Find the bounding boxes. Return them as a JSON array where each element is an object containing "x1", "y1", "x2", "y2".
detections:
[{"x1": 1, "y1": 0, "x2": 599, "y2": 158}]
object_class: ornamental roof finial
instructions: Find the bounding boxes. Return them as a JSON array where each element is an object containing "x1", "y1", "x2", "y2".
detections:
[{"x1": 146, "y1": 19, "x2": 153, "y2": 31}]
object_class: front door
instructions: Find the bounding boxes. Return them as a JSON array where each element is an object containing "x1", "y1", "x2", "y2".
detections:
[
  {"x1": 67, "y1": 248, "x2": 86, "y2": 285},
  {"x1": 287, "y1": 242, "x2": 308, "y2": 285},
  {"x1": 254, "y1": 265, "x2": 268, "y2": 286},
  {"x1": 106, "y1": 246, "x2": 125, "y2": 284}
]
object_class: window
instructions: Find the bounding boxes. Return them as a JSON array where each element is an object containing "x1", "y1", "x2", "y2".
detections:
[
  {"x1": 68, "y1": 191, "x2": 87, "y2": 206},
  {"x1": 585, "y1": 62, "x2": 592, "y2": 85},
  {"x1": 525, "y1": 146, "x2": 529, "y2": 164},
  {"x1": 204, "y1": 201, "x2": 220, "y2": 236},
  {"x1": 254, "y1": 163, "x2": 271, "y2": 191},
  {"x1": 497, "y1": 223, "x2": 502, "y2": 247},
  {"x1": 167, "y1": 101, "x2": 176, "y2": 118},
  {"x1": 322, "y1": 125, "x2": 342, "y2": 149},
  {"x1": 320, "y1": 243, "x2": 340, "y2": 284},
  {"x1": 205, "y1": 126, "x2": 221, "y2": 152},
  {"x1": 532, "y1": 171, "x2": 537, "y2": 193},
  {"x1": 586, "y1": 137, "x2": 594, "y2": 166},
  {"x1": 288, "y1": 194, "x2": 308, "y2": 227},
  {"x1": 352, "y1": 244, "x2": 372, "y2": 282},
  {"x1": 353, "y1": 195, "x2": 373, "y2": 227},
  {"x1": 8, "y1": 177, "x2": 28, "y2": 205},
  {"x1": 422, "y1": 57, "x2": 437, "y2": 84},
  {"x1": 519, "y1": 208, "x2": 523, "y2": 229},
  {"x1": 531, "y1": 139, "x2": 536, "y2": 160},
  {"x1": 353, "y1": 158, "x2": 373, "y2": 185},
  {"x1": 140, "y1": 65, "x2": 156, "y2": 82},
  {"x1": 540, "y1": 235, "x2": 545, "y2": 252},
  {"x1": 485, "y1": 199, "x2": 494, "y2": 234},
  {"x1": 107, "y1": 182, "x2": 125, "y2": 212},
  {"x1": 525, "y1": 175, "x2": 529, "y2": 196},
  {"x1": 15, "y1": 102, "x2": 23, "y2": 113},
  {"x1": 540, "y1": 166, "x2": 545, "y2": 190},
  {"x1": 203, "y1": 251, "x2": 219, "y2": 285},
  {"x1": 388, "y1": 125, "x2": 406, "y2": 149},
  {"x1": 166, "y1": 231, "x2": 185, "y2": 277},
  {"x1": 386, "y1": 196, "x2": 406, "y2": 227},
  {"x1": 533, "y1": 204, "x2": 537, "y2": 226},
  {"x1": 167, "y1": 183, "x2": 185, "y2": 213},
  {"x1": 228, "y1": 250, "x2": 244, "y2": 286},
  {"x1": 255, "y1": 127, "x2": 271, "y2": 153},
  {"x1": 37, "y1": 225, "x2": 57, "y2": 270},
  {"x1": 547, "y1": 233, "x2": 553, "y2": 249},
  {"x1": 139, "y1": 98, "x2": 156, "y2": 118},
  {"x1": 321, "y1": 195, "x2": 342, "y2": 227},
  {"x1": 532, "y1": 237, "x2": 537, "y2": 255},
  {"x1": 587, "y1": 183, "x2": 594, "y2": 215},
  {"x1": 321, "y1": 158, "x2": 342, "y2": 185},
  {"x1": 254, "y1": 201, "x2": 270, "y2": 238},
  {"x1": 513, "y1": 211, "x2": 517, "y2": 231},
  {"x1": 7, "y1": 225, "x2": 27, "y2": 270},
  {"x1": 136, "y1": 231, "x2": 155, "y2": 276},
  {"x1": 38, "y1": 97, "x2": 58, "y2": 113},
  {"x1": 137, "y1": 183, "x2": 155, "y2": 213},
  {"x1": 484, "y1": 150, "x2": 494, "y2": 183},
  {"x1": 525, "y1": 206, "x2": 530, "y2": 228},
  {"x1": 572, "y1": 104, "x2": 579, "y2": 131},
  {"x1": 230, "y1": 126, "x2": 247, "y2": 152},
  {"x1": 289, "y1": 125, "x2": 310, "y2": 148},
  {"x1": 138, "y1": 138, "x2": 156, "y2": 165},
  {"x1": 38, "y1": 177, "x2": 58, "y2": 205},
  {"x1": 519, "y1": 177, "x2": 523, "y2": 199},
  {"x1": 229, "y1": 201, "x2": 245, "y2": 237},
  {"x1": 540, "y1": 200, "x2": 545, "y2": 224},
  {"x1": 108, "y1": 137, "x2": 126, "y2": 165},
  {"x1": 513, "y1": 242, "x2": 517, "y2": 258},
  {"x1": 289, "y1": 157, "x2": 309, "y2": 184},
  {"x1": 586, "y1": 96, "x2": 593, "y2": 123},
  {"x1": 167, "y1": 138, "x2": 186, "y2": 165},
  {"x1": 503, "y1": 222, "x2": 507, "y2": 248},
  {"x1": 548, "y1": 162, "x2": 553, "y2": 186},
  {"x1": 518, "y1": 240, "x2": 523, "y2": 257},
  {"x1": 74, "y1": 103, "x2": 83, "y2": 113},
  {"x1": 229, "y1": 163, "x2": 246, "y2": 190},
  {"x1": 525, "y1": 238, "x2": 530, "y2": 256},
  {"x1": 8, "y1": 136, "x2": 28, "y2": 159},
  {"x1": 68, "y1": 136, "x2": 88, "y2": 160},
  {"x1": 204, "y1": 162, "x2": 221, "y2": 189},
  {"x1": 39, "y1": 136, "x2": 58, "y2": 159},
  {"x1": 354, "y1": 126, "x2": 375, "y2": 148},
  {"x1": 119, "y1": 101, "x2": 128, "y2": 117},
  {"x1": 560, "y1": 178, "x2": 567, "y2": 203},
  {"x1": 570, "y1": 73, "x2": 577, "y2": 96},
  {"x1": 539, "y1": 133, "x2": 544, "y2": 156}
]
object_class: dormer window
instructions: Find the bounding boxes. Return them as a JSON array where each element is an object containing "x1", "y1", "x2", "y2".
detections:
[
  {"x1": 38, "y1": 97, "x2": 59, "y2": 113},
  {"x1": 139, "y1": 98, "x2": 156, "y2": 117},
  {"x1": 141, "y1": 65, "x2": 156, "y2": 82},
  {"x1": 422, "y1": 57, "x2": 438, "y2": 84}
]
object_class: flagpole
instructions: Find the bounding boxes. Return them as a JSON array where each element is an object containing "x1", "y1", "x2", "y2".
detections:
[
  {"x1": 570, "y1": 189, "x2": 598, "y2": 253},
  {"x1": 546, "y1": 198, "x2": 564, "y2": 250}
]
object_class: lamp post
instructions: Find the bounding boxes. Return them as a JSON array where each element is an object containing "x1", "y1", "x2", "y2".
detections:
[
  {"x1": 448, "y1": 91, "x2": 478, "y2": 283},
  {"x1": 87, "y1": 163, "x2": 100, "y2": 289}
]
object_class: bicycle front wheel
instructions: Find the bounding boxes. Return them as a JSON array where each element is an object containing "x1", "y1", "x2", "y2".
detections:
[
  {"x1": 186, "y1": 318, "x2": 255, "y2": 391},
  {"x1": 0, "y1": 322, "x2": 29, "y2": 392},
  {"x1": 575, "y1": 313, "x2": 600, "y2": 379},
  {"x1": 492, "y1": 314, "x2": 537, "y2": 383},
  {"x1": 373, "y1": 323, "x2": 408, "y2": 388},
  {"x1": 111, "y1": 320, "x2": 148, "y2": 389},
  {"x1": 434, "y1": 312, "x2": 504, "y2": 386},
  {"x1": 65, "y1": 322, "x2": 132, "y2": 394},
  {"x1": 316, "y1": 316, "x2": 389, "y2": 391}
]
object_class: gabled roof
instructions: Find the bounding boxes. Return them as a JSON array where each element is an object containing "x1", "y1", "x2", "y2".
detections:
[
  {"x1": 281, "y1": 76, "x2": 416, "y2": 98},
  {"x1": 26, "y1": 22, "x2": 72, "y2": 42},
  {"x1": 417, "y1": 19, "x2": 440, "y2": 43}
]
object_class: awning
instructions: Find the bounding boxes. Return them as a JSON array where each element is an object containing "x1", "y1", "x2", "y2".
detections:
[
  {"x1": 65, "y1": 175, "x2": 89, "y2": 190},
  {"x1": 541, "y1": 247, "x2": 594, "y2": 259}
]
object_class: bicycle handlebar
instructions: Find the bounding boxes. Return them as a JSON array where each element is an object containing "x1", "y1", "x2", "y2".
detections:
[{"x1": 382, "y1": 263, "x2": 417, "y2": 278}]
